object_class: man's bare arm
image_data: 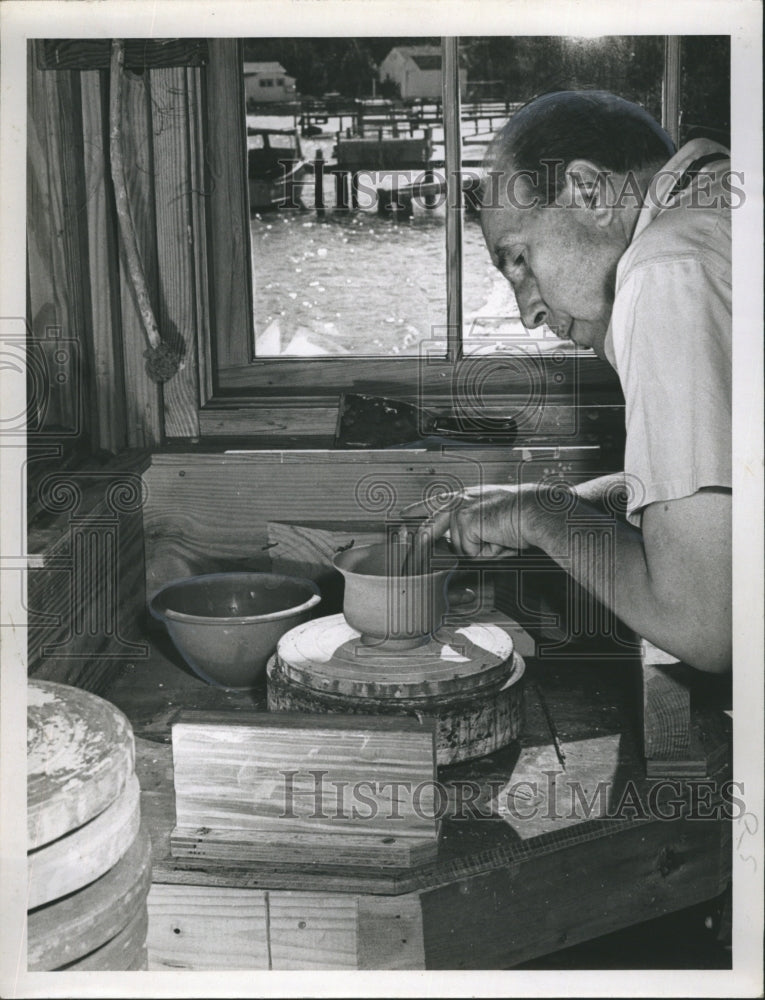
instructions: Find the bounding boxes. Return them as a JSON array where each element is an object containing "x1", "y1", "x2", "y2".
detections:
[
  {"x1": 524, "y1": 485, "x2": 732, "y2": 673},
  {"x1": 407, "y1": 479, "x2": 731, "y2": 673}
]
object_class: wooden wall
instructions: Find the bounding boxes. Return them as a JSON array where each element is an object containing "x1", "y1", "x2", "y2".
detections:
[{"x1": 26, "y1": 41, "x2": 209, "y2": 456}]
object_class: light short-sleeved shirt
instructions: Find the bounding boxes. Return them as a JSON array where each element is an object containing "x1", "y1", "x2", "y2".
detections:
[{"x1": 604, "y1": 139, "x2": 732, "y2": 527}]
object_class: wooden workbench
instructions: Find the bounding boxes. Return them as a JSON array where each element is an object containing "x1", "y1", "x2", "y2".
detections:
[{"x1": 102, "y1": 627, "x2": 732, "y2": 971}]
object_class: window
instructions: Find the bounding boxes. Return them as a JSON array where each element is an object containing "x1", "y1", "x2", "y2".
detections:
[{"x1": 201, "y1": 36, "x2": 724, "y2": 431}]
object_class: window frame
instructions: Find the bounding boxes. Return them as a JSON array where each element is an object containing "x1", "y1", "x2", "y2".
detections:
[{"x1": 199, "y1": 38, "x2": 623, "y2": 422}]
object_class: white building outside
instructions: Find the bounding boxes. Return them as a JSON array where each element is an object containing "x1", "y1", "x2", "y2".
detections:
[
  {"x1": 244, "y1": 62, "x2": 297, "y2": 103},
  {"x1": 378, "y1": 46, "x2": 468, "y2": 100}
]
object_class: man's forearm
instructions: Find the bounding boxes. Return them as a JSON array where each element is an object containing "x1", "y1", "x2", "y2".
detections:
[
  {"x1": 523, "y1": 485, "x2": 651, "y2": 635},
  {"x1": 572, "y1": 473, "x2": 630, "y2": 522},
  {"x1": 522, "y1": 483, "x2": 730, "y2": 672}
]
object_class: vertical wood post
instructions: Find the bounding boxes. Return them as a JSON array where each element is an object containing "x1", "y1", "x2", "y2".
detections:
[
  {"x1": 115, "y1": 67, "x2": 164, "y2": 447},
  {"x1": 662, "y1": 36, "x2": 682, "y2": 147},
  {"x1": 443, "y1": 38, "x2": 463, "y2": 362},
  {"x1": 334, "y1": 170, "x2": 350, "y2": 211},
  {"x1": 80, "y1": 70, "x2": 127, "y2": 454},
  {"x1": 151, "y1": 67, "x2": 201, "y2": 441},
  {"x1": 314, "y1": 147, "x2": 326, "y2": 216},
  {"x1": 204, "y1": 40, "x2": 253, "y2": 372},
  {"x1": 26, "y1": 53, "x2": 95, "y2": 442}
]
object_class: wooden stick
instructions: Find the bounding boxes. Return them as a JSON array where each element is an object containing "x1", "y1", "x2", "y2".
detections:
[
  {"x1": 400, "y1": 525, "x2": 429, "y2": 577},
  {"x1": 533, "y1": 682, "x2": 567, "y2": 770},
  {"x1": 109, "y1": 39, "x2": 180, "y2": 383}
]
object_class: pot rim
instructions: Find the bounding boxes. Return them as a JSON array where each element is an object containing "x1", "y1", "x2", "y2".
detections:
[
  {"x1": 332, "y1": 540, "x2": 457, "y2": 580},
  {"x1": 148, "y1": 572, "x2": 322, "y2": 626}
]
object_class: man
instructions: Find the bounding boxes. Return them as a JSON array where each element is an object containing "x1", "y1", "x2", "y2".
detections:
[{"x1": 409, "y1": 91, "x2": 732, "y2": 673}]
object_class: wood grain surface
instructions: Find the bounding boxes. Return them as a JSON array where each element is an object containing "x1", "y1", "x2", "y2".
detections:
[
  {"x1": 170, "y1": 827, "x2": 440, "y2": 868},
  {"x1": 116, "y1": 66, "x2": 163, "y2": 447},
  {"x1": 28, "y1": 774, "x2": 141, "y2": 909},
  {"x1": 146, "y1": 883, "x2": 425, "y2": 971},
  {"x1": 26, "y1": 56, "x2": 88, "y2": 437},
  {"x1": 27, "y1": 680, "x2": 135, "y2": 849},
  {"x1": 28, "y1": 822, "x2": 152, "y2": 971},
  {"x1": 170, "y1": 712, "x2": 439, "y2": 863},
  {"x1": 147, "y1": 883, "x2": 269, "y2": 971},
  {"x1": 268, "y1": 893, "x2": 359, "y2": 970},
  {"x1": 638, "y1": 641, "x2": 694, "y2": 759},
  {"x1": 151, "y1": 67, "x2": 201, "y2": 441},
  {"x1": 142, "y1": 450, "x2": 601, "y2": 592},
  {"x1": 80, "y1": 69, "x2": 127, "y2": 454}
]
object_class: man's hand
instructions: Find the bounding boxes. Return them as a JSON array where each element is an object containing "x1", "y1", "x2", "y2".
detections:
[
  {"x1": 402, "y1": 484, "x2": 542, "y2": 557},
  {"x1": 403, "y1": 476, "x2": 731, "y2": 673}
]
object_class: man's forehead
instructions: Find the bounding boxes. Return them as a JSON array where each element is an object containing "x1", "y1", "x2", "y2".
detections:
[
  {"x1": 479, "y1": 166, "x2": 538, "y2": 246},
  {"x1": 479, "y1": 198, "x2": 530, "y2": 258}
]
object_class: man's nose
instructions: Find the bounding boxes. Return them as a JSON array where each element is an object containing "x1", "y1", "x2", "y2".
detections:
[{"x1": 515, "y1": 286, "x2": 548, "y2": 329}]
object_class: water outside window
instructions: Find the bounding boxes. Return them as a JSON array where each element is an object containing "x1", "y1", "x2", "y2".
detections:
[{"x1": 244, "y1": 35, "x2": 727, "y2": 360}]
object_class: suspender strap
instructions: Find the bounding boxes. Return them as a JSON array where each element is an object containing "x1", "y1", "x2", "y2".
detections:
[{"x1": 668, "y1": 151, "x2": 729, "y2": 199}]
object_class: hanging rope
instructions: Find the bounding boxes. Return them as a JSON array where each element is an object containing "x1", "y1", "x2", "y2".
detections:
[{"x1": 109, "y1": 39, "x2": 181, "y2": 383}]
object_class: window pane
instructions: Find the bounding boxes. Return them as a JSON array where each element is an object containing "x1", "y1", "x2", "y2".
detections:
[
  {"x1": 244, "y1": 38, "x2": 448, "y2": 358},
  {"x1": 460, "y1": 36, "x2": 667, "y2": 356}
]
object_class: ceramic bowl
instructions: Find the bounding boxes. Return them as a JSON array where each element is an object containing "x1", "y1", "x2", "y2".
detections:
[
  {"x1": 332, "y1": 539, "x2": 458, "y2": 650},
  {"x1": 149, "y1": 572, "x2": 322, "y2": 689}
]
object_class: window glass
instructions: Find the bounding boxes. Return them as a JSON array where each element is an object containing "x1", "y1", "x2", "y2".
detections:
[{"x1": 244, "y1": 37, "x2": 447, "y2": 358}]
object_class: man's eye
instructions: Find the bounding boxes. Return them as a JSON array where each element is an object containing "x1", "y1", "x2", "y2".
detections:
[{"x1": 514, "y1": 253, "x2": 525, "y2": 268}]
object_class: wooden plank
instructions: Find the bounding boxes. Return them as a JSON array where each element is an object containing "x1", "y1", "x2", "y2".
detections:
[
  {"x1": 205, "y1": 39, "x2": 252, "y2": 371},
  {"x1": 267, "y1": 520, "x2": 386, "y2": 588},
  {"x1": 499, "y1": 731, "x2": 646, "y2": 839},
  {"x1": 151, "y1": 67, "x2": 200, "y2": 440},
  {"x1": 199, "y1": 406, "x2": 340, "y2": 438},
  {"x1": 126, "y1": 648, "x2": 731, "y2": 920},
  {"x1": 187, "y1": 66, "x2": 213, "y2": 406},
  {"x1": 418, "y1": 816, "x2": 729, "y2": 969},
  {"x1": 268, "y1": 893, "x2": 358, "y2": 970},
  {"x1": 170, "y1": 711, "x2": 439, "y2": 865},
  {"x1": 170, "y1": 828, "x2": 439, "y2": 868},
  {"x1": 39, "y1": 39, "x2": 209, "y2": 71},
  {"x1": 142, "y1": 450, "x2": 601, "y2": 593},
  {"x1": 217, "y1": 354, "x2": 624, "y2": 403},
  {"x1": 80, "y1": 69, "x2": 127, "y2": 454},
  {"x1": 146, "y1": 884, "x2": 269, "y2": 971},
  {"x1": 27, "y1": 680, "x2": 135, "y2": 849},
  {"x1": 28, "y1": 823, "x2": 152, "y2": 971},
  {"x1": 117, "y1": 66, "x2": 163, "y2": 447},
  {"x1": 28, "y1": 774, "x2": 141, "y2": 909},
  {"x1": 26, "y1": 55, "x2": 87, "y2": 437},
  {"x1": 356, "y1": 893, "x2": 425, "y2": 970},
  {"x1": 637, "y1": 640, "x2": 698, "y2": 774}
]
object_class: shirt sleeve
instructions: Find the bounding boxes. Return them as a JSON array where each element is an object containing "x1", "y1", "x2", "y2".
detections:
[{"x1": 609, "y1": 256, "x2": 731, "y2": 527}]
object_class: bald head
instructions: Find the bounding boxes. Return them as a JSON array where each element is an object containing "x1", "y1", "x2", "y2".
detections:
[{"x1": 481, "y1": 90, "x2": 675, "y2": 207}]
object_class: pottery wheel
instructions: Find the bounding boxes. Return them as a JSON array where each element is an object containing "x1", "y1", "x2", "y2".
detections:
[
  {"x1": 275, "y1": 613, "x2": 518, "y2": 699},
  {"x1": 270, "y1": 613, "x2": 526, "y2": 765}
]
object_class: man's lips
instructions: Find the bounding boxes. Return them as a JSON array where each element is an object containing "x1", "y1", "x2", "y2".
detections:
[{"x1": 548, "y1": 318, "x2": 574, "y2": 341}]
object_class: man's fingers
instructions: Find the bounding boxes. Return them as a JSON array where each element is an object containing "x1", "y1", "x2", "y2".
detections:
[
  {"x1": 415, "y1": 506, "x2": 452, "y2": 546},
  {"x1": 399, "y1": 492, "x2": 462, "y2": 520}
]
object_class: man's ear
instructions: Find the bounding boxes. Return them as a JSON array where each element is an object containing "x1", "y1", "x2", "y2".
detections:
[{"x1": 564, "y1": 159, "x2": 615, "y2": 225}]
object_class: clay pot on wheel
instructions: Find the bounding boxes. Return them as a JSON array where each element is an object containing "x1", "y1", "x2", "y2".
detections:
[{"x1": 333, "y1": 539, "x2": 465, "y2": 650}]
